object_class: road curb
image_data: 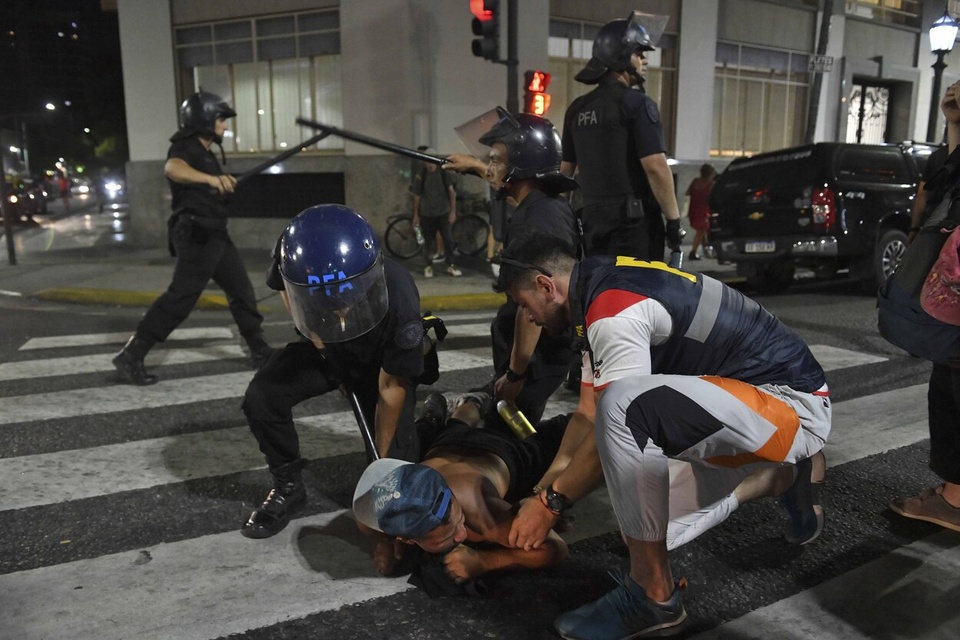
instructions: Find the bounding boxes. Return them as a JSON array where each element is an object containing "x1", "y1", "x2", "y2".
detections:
[{"x1": 32, "y1": 287, "x2": 507, "y2": 312}]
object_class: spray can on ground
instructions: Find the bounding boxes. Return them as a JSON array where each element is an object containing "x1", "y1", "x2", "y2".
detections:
[
  {"x1": 414, "y1": 225, "x2": 425, "y2": 245},
  {"x1": 497, "y1": 400, "x2": 537, "y2": 440}
]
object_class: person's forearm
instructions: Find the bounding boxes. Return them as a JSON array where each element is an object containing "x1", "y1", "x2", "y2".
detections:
[
  {"x1": 448, "y1": 187, "x2": 457, "y2": 215},
  {"x1": 478, "y1": 533, "x2": 568, "y2": 574},
  {"x1": 549, "y1": 424, "x2": 605, "y2": 502},
  {"x1": 642, "y1": 154, "x2": 681, "y2": 220},
  {"x1": 509, "y1": 308, "x2": 540, "y2": 375},
  {"x1": 412, "y1": 194, "x2": 422, "y2": 220},
  {"x1": 375, "y1": 375, "x2": 409, "y2": 457},
  {"x1": 164, "y1": 158, "x2": 215, "y2": 187}
]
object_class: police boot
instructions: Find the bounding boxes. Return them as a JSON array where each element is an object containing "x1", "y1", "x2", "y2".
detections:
[
  {"x1": 245, "y1": 333, "x2": 277, "y2": 370},
  {"x1": 241, "y1": 460, "x2": 307, "y2": 539},
  {"x1": 112, "y1": 335, "x2": 158, "y2": 386}
]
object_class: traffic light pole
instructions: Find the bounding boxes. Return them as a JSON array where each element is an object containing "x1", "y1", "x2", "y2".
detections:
[{"x1": 505, "y1": 0, "x2": 518, "y2": 114}]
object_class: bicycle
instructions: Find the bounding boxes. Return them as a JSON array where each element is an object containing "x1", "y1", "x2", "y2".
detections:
[{"x1": 383, "y1": 212, "x2": 490, "y2": 260}]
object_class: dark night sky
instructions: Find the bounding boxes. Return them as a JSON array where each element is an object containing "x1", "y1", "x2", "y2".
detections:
[{"x1": 0, "y1": 0, "x2": 127, "y2": 174}]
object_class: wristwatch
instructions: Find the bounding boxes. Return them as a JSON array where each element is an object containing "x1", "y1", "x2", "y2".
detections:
[
  {"x1": 543, "y1": 484, "x2": 574, "y2": 514},
  {"x1": 505, "y1": 366, "x2": 528, "y2": 382}
]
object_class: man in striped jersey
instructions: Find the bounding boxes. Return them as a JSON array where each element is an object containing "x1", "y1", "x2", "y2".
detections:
[{"x1": 494, "y1": 232, "x2": 831, "y2": 640}]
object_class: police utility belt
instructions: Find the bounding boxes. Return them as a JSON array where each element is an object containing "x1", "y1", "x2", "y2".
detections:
[
  {"x1": 167, "y1": 208, "x2": 228, "y2": 255},
  {"x1": 580, "y1": 195, "x2": 646, "y2": 220}
]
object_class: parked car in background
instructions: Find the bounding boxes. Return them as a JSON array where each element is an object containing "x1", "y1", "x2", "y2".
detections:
[{"x1": 708, "y1": 141, "x2": 938, "y2": 293}]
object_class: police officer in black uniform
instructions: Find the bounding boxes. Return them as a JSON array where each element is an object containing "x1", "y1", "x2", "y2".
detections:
[
  {"x1": 241, "y1": 204, "x2": 434, "y2": 539},
  {"x1": 560, "y1": 13, "x2": 683, "y2": 261},
  {"x1": 112, "y1": 91, "x2": 274, "y2": 385},
  {"x1": 446, "y1": 109, "x2": 580, "y2": 428}
]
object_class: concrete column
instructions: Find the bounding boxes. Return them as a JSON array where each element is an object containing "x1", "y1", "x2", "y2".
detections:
[{"x1": 674, "y1": 0, "x2": 718, "y2": 161}]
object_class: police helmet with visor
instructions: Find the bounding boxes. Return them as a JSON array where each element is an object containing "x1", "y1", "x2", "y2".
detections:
[
  {"x1": 175, "y1": 91, "x2": 237, "y2": 142},
  {"x1": 279, "y1": 204, "x2": 389, "y2": 343},
  {"x1": 576, "y1": 13, "x2": 656, "y2": 84}
]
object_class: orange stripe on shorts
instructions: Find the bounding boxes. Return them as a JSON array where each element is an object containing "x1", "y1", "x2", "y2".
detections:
[{"x1": 700, "y1": 376, "x2": 800, "y2": 467}]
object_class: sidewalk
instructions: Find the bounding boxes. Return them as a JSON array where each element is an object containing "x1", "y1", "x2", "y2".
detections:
[{"x1": 0, "y1": 200, "x2": 734, "y2": 312}]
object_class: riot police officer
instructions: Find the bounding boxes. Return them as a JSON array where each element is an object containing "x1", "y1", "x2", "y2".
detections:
[
  {"x1": 560, "y1": 12, "x2": 683, "y2": 261},
  {"x1": 112, "y1": 90, "x2": 274, "y2": 385},
  {"x1": 446, "y1": 109, "x2": 580, "y2": 428},
  {"x1": 241, "y1": 204, "x2": 431, "y2": 539}
]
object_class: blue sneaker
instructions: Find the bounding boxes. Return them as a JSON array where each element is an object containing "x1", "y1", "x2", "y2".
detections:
[
  {"x1": 554, "y1": 571, "x2": 687, "y2": 639},
  {"x1": 777, "y1": 450, "x2": 826, "y2": 545}
]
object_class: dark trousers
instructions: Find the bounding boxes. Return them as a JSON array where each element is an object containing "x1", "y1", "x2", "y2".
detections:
[
  {"x1": 580, "y1": 199, "x2": 665, "y2": 260},
  {"x1": 488, "y1": 299, "x2": 575, "y2": 429},
  {"x1": 137, "y1": 217, "x2": 263, "y2": 343},
  {"x1": 419, "y1": 215, "x2": 456, "y2": 266},
  {"x1": 242, "y1": 340, "x2": 419, "y2": 470},
  {"x1": 928, "y1": 363, "x2": 960, "y2": 484}
]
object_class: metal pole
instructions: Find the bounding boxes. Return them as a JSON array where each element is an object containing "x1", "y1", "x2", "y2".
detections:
[
  {"x1": 1, "y1": 178, "x2": 16, "y2": 265},
  {"x1": 294, "y1": 118, "x2": 449, "y2": 165},
  {"x1": 505, "y1": 0, "x2": 519, "y2": 114},
  {"x1": 928, "y1": 52, "x2": 948, "y2": 143}
]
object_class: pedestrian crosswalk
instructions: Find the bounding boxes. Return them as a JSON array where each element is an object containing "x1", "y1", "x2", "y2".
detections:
[{"x1": 1, "y1": 311, "x2": 957, "y2": 640}]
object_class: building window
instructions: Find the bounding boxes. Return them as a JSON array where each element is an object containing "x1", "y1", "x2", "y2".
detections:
[
  {"x1": 174, "y1": 9, "x2": 342, "y2": 154},
  {"x1": 712, "y1": 42, "x2": 810, "y2": 157},
  {"x1": 547, "y1": 19, "x2": 678, "y2": 154},
  {"x1": 844, "y1": 0, "x2": 921, "y2": 28}
]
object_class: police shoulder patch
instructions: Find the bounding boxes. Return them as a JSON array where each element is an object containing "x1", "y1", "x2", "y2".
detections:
[
  {"x1": 645, "y1": 98, "x2": 661, "y2": 124},
  {"x1": 395, "y1": 320, "x2": 424, "y2": 350}
]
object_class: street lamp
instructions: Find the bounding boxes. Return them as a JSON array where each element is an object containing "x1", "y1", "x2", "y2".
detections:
[{"x1": 927, "y1": 7, "x2": 959, "y2": 143}]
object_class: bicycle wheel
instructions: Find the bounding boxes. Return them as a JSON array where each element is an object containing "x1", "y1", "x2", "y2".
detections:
[
  {"x1": 384, "y1": 215, "x2": 421, "y2": 260},
  {"x1": 451, "y1": 214, "x2": 489, "y2": 256}
]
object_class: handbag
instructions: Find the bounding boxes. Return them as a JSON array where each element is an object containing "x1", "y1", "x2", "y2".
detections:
[
  {"x1": 920, "y1": 226, "x2": 960, "y2": 326},
  {"x1": 877, "y1": 190, "x2": 960, "y2": 366}
]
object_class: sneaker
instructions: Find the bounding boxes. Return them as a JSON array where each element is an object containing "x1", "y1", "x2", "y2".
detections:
[
  {"x1": 688, "y1": 252, "x2": 702, "y2": 261},
  {"x1": 890, "y1": 486, "x2": 960, "y2": 533},
  {"x1": 454, "y1": 391, "x2": 493, "y2": 418},
  {"x1": 421, "y1": 392, "x2": 449, "y2": 431},
  {"x1": 431, "y1": 252, "x2": 445, "y2": 263},
  {"x1": 554, "y1": 571, "x2": 687, "y2": 640},
  {"x1": 446, "y1": 264, "x2": 463, "y2": 277},
  {"x1": 777, "y1": 450, "x2": 826, "y2": 545},
  {"x1": 424, "y1": 266, "x2": 434, "y2": 278}
]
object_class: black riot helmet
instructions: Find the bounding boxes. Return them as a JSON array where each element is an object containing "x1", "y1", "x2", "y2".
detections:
[
  {"x1": 576, "y1": 13, "x2": 655, "y2": 85},
  {"x1": 476, "y1": 108, "x2": 578, "y2": 196},
  {"x1": 172, "y1": 90, "x2": 237, "y2": 143}
]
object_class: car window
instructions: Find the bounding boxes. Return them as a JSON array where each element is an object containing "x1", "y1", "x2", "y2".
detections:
[
  {"x1": 719, "y1": 147, "x2": 818, "y2": 188},
  {"x1": 837, "y1": 147, "x2": 908, "y2": 182}
]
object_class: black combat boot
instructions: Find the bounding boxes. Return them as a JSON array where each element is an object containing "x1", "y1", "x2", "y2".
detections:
[
  {"x1": 112, "y1": 335, "x2": 158, "y2": 386},
  {"x1": 245, "y1": 333, "x2": 277, "y2": 370},
  {"x1": 241, "y1": 460, "x2": 307, "y2": 539}
]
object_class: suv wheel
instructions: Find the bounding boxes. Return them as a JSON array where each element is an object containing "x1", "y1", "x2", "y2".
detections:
[
  {"x1": 874, "y1": 229, "x2": 908, "y2": 289},
  {"x1": 747, "y1": 262, "x2": 796, "y2": 294}
]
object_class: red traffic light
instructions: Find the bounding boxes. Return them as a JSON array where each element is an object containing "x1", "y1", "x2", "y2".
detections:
[
  {"x1": 525, "y1": 70, "x2": 551, "y2": 93},
  {"x1": 470, "y1": 0, "x2": 495, "y2": 21}
]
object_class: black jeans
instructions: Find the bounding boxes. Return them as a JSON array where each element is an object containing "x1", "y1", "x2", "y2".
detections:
[
  {"x1": 928, "y1": 363, "x2": 960, "y2": 484},
  {"x1": 242, "y1": 340, "x2": 419, "y2": 470},
  {"x1": 419, "y1": 215, "x2": 456, "y2": 266},
  {"x1": 137, "y1": 216, "x2": 263, "y2": 343}
]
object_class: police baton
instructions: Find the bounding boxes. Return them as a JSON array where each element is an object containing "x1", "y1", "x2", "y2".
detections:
[
  {"x1": 233, "y1": 130, "x2": 332, "y2": 184},
  {"x1": 294, "y1": 117, "x2": 448, "y2": 166},
  {"x1": 348, "y1": 390, "x2": 380, "y2": 462}
]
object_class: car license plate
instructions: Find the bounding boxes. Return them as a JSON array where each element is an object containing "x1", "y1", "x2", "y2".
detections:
[{"x1": 745, "y1": 241, "x2": 776, "y2": 253}]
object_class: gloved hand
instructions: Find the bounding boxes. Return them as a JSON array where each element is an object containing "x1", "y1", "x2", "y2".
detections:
[{"x1": 666, "y1": 218, "x2": 685, "y2": 250}]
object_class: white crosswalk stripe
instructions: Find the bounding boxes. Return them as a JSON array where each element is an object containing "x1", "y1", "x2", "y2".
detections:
[{"x1": 1, "y1": 318, "x2": 952, "y2": 640}]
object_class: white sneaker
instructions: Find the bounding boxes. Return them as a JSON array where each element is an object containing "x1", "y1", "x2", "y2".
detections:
[
  {"x1": 431, "y1": 253, "x2": 444, "y2": 263},
  {"x1": 446, "y1": 264, "x2": 463, "y2": 277},
  {"x1": 424, "y1": 266, "x2": 434, "y2": 278}
]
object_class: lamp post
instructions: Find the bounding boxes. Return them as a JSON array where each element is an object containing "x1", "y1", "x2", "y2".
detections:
[{"x1": 927, "y1": 8, "x2": 959, "y2": 143}]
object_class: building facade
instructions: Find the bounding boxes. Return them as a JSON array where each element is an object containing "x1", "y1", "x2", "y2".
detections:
[{"x1": 116, "y1": 0, "x2": 960, "y2": 250}]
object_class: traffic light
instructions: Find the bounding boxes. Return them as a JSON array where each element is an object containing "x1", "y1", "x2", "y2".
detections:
[
  {"x1": 523, "y1": 70, "x2": 552, "y2": 116},
  {"x1": 470, "y1": 0, "x2": 500, "y2": 62}
]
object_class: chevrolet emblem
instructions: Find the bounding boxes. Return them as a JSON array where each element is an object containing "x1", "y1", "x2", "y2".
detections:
[{"x1": 748, "y1": 212, "x2": 764, "y2": 221}]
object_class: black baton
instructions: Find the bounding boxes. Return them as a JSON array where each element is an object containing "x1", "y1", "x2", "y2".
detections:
[
  {"x1": 349, "y1": 391, "x2": 379, "y2": 462},
  {"x1": 295, "y1": 117, "x2": 448, "y2": 166}
]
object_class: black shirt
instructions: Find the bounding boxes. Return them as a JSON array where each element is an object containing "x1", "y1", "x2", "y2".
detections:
[
  {"x1": 561, "y1": 78, "x2": 666, "y2": 205},
  {"x1": 505, "y1": 188, "x2": 579, "y2": 251},
  {"x1": 167, "y1": 136, "x2": 229, "y2": 219}
]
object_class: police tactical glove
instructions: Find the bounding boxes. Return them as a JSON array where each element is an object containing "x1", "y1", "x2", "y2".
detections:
[{"x1": 666, "y1": 218, "x2": 685, "y2": 250}]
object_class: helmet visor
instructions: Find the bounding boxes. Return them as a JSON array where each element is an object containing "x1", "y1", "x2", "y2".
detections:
[
  {"x1": 283, "y1": 254, "x2": 389, "y2": 343},
  {"x1": 630, "y1": 11, "x2": 668, "y2": 50},
  {"x1": 455, "y1": 107, "x2": 515, "y2": 160}
]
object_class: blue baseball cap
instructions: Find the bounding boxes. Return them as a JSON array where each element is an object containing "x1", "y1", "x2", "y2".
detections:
[{"x1": 352, "y1": 459, "x2": 452, "y2": 539}]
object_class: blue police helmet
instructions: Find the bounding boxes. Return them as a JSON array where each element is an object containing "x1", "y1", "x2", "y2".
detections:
[{"x1": 278, "y1": 204, "x2": 389, "y2": 343}]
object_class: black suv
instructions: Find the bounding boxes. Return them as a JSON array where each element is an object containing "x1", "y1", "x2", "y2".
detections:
[{"x1": 708, "y1": 141, "x2": 938, "y2": 293}]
